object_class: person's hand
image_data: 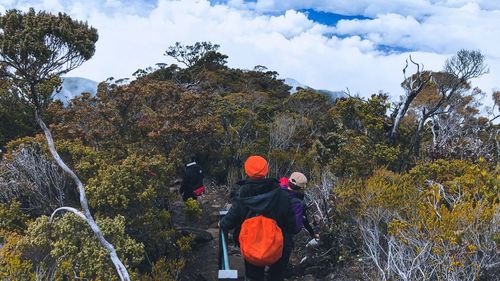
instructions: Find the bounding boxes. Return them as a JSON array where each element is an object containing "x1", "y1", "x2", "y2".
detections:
[
  {"x1": 313, "y1": 233, "x2": 320, "y2": 240},
  {"x1": 218, "y1": 221, "x2": 221, "y2": 228}
]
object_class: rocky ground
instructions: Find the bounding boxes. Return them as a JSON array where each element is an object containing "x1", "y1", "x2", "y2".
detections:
[{"x1": 170, "y1": 185, "x2": 370, "y2": 281}]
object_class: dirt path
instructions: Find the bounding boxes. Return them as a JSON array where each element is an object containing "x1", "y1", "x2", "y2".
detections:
[
  {"x1": 174, "y1": 187, "x2": 245, "y2": 281},
  {"x1": 174, "y1": 186, "x2": 368, "y2": 281}
]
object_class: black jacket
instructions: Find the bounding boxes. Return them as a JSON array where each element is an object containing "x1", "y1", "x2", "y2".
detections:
[
  {"x1": 220, "y1": 178, "x2": 298, "y2": 249},
  {"x1": 180, "y1": 162, "x2": 204, "y2": 199}
]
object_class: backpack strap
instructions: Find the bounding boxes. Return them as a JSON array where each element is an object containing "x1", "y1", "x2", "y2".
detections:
[
  {"x1": 245, "y1": 208, "x2": 261, "y2": 219},
  {"x1": 245, "y1": 208, "x2": 271, "y2": 220},
  {"x1": 245, "y1": 209, "x2": 253, "y2": 219}
]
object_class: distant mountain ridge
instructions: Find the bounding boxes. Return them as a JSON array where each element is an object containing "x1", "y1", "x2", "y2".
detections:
[
  {"x1": 53, "y1": 77, "x2": 98, "y2": 105},
  {"x1": 53, "y1": 77, "x2": 345, "y2": 105},
  {"x1": 284, "y1": 78, "x2": 346, "y2": 100}
]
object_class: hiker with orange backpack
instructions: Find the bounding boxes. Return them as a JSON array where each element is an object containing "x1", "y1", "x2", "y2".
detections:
[{"x1": 220, "y1": 155, "x2": 298, "y2": 281}]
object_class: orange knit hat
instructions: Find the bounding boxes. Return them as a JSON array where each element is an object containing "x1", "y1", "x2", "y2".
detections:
[{"x1": 244, "y1": 155, "x2": 269, "y2": 179}]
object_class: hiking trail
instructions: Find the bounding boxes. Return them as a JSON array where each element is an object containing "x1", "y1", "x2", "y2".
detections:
[{"x1": 170, "y1": 185, "x2": 367, "y2": 281}]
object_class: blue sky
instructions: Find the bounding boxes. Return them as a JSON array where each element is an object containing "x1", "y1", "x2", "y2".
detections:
[
  {"x1": 1, "y1": 0, "x2": 499, "y2": 107},
  {"x1": 298, "y1": 9, "x2": 370, "y2": 26}
]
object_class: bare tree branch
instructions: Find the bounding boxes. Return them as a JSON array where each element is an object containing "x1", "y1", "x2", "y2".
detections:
[
  {"x1": 50, "y1": 206, "x2": 86, "y2": 222},
  {"x1": 35, "y1": 109, "x2": 131, "y2": 281}
]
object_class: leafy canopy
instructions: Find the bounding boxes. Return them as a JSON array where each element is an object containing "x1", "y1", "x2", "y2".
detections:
[{"x1": 0, "y1": 8, "x2": 98, "y2": 106}]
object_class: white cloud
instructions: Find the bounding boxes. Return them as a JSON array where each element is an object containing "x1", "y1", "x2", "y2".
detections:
[
  {"x1": 0, "y1": 0, "x2": 498, "y2": 103},
  {"x1": 334, "y1": 3, "x2": 500, "y2": 55},
  {"x1": 229, "y1": 0, "x2": 500, "y2": 16}
]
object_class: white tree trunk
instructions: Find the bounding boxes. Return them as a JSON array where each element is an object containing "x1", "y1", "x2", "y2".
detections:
[
  {"x1": 35, "y1": 111, "x2": 131, "y2": 281},
  {"x1": 391, "y1": 97, "x2": 407, "y2": 139}
]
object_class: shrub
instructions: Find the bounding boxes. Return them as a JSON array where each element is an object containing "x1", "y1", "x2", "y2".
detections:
[
  {"x1": 184, "y1": 198, "x2": 202, "y2": 217},
  {"x1": 86, "y1": 153, "x2": 176, "y2": 264},
  {"x1": 0, "y1": 214, "x2": 143, "y2": 281},
  {"x1": 339, "y1": 160, "x2": 499, "y2": 281}
]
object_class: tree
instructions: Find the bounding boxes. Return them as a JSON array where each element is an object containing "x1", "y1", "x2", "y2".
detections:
[
  {"x1": 390, "y1": 56, "x2": 432, "y2": 141},
  {"x1": 391, "y1": 50, "x2": 488, "y2": 157},
  {"x1": 165, "y1": 41, "x2": 222, "y2": 68},
  {"x1": 322, "y1": 94, "x2": 403, "y2": 176},
  {"x1": 0, "y1": 65, "x2": 38, "y2": 148},
  {"x1": 391, "y1": 50, "x2": 488, "y2": 146},
  {"x1": 411, "y1": 51, "x2": 487, "y2": 156},
  {"x1": 0, "y1": 9, "x2": 131, "y2": 280},
  {"x1": 423, "y1": 88, "x2": 495, "y2": 161},
  {"x1": 164, "y1": 42, "x2": 228, "y2": 90}
]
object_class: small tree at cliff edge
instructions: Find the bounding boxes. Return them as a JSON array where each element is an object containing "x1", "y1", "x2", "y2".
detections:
[{"x1": 0, "y1": 8, "x2": 131, "y2": 281}]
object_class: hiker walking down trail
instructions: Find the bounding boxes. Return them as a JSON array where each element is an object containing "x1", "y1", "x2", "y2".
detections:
[
  {"x1": 179, "y1": 158, "x2": 205, "y2": 201},
  {"x1": 280, "y1": 172, "x2": 319, "y2": 240},
  {"x1": 220, "y1": 155, "x2": 298, "y2": 281}
]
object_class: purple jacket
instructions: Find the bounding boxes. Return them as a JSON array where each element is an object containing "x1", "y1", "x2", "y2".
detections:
[{"x1": 280, "y1": 186, "x2": 315, "y2": 237}]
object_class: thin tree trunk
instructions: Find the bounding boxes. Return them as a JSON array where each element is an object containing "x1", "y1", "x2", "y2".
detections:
[
  {"x1": 495, "y1": 129, "x2": 500, "y2": 166},
  {"x1": 413, "y1": 115, "x2": 426, "y2": 157},
  {"x1": 391, "y1": 58, "x2": 432, "y2": 141},
  {"x1": 391, "y1": 96, "x2": 410, "y2": 141},
  {"x1": 34, "y1": 109, "x2": 131, "y2": 281}
]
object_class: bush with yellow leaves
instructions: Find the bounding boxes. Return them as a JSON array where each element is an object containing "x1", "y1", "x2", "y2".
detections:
[
  {"x1": 184, "y1": 198, "x2": 203, "y2": 217},
  {"x1": 338, "y1": 159, "x2": 499, "y2": 281},
  {"x1": 0, "y1": 213, "x2": 143, "y2": 281}
]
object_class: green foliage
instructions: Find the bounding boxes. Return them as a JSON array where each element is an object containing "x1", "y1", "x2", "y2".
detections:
[
  {"x1": 2, "y1": 35, "x2": 498, "y2": 280},
  {"x1": 0, "y1": 214, "x2": 143, "y2": 281},
  {"x1": 321, "y1": 94, "x2": 405, "y2": 177},
  {"x1": 338, "y1": 160, "x2": 499, "y2": 280},
  {"x1": 0, "y1": 232, "x2": 35, "y2": 281},
  {"x1": 0, "y1": 8, "x2": 98, "y2": 109},
  {"x1": 0, "y1": 201, "x2": 28, "y2": 239},
  {"x1": 0, "y1": 75, "x2": 38, "y2": 148},
  {"x1": 0, "y1": 9, "x2": 98, "y2": 82},
  {"x1": 0, "y1": 8, "x2": 97, "y2": 65},
  {"x1": 55, "y1": 139, "x2": 105, "y2": 181},
  {"x1": 184, "y1": 198, "x2": 202, "y2": 217},
  {"x1": 140, "y1": 234, "x2": 193, "y2": 281},
  {"x1": 4, "y1": 135, "x2": 46, "y2": 153},
  {"x1": 86, "y1": 153, "x2": 175, "y2": 262},
  {"x1": 5, "y1": 135, "x2": 107, "y2": 182},
  {"x1": 287, "y1": 88, "x2": 332, "y2": 122},
  {"x1": 140, "y1": 257, "x2": 186, "y2": 281},
  {"x1": 165, "y1": 41, "x2": 225, "y2": 68}
]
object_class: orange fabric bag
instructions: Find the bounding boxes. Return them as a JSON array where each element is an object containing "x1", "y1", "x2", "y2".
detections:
[{"x1": 239, "y1": 214, "x2": 284, "y2": 266}]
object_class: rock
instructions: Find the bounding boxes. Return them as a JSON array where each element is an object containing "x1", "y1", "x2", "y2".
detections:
[
  {"x1": 177, "y1": 226, "x2": 213, "y2": 243},
  {"x1": 306, "y1": 238, "x2": 319, "y2": 248},
  {"x1": 303, "y1": 274, "x2": 316, "y2": 281},
  {"x1": 210, "y1": 211, "x2": 222, "y2": 223},
  {"x1": 179, "y1": 238, "x2": 219, "y2": 281},
  {"x1": 323, "y1": 273, "x2": 336, "y2": 280},
  {"x1": 206, "y1": 228, "x2": 220, "y2": 239},
  {"x1": 209, "y1": 221, "x2": 219, "y2": 228},
  {"x1": 172, "y1": 201, "x2": 185, "y2": 208},
  {"x1": 199, "y1": 197, "x2": 211, "y2": 206},
  {"x1": 170, "y1": 201, "x2": 188, "y2": 227},
  {"x1": 305, "y1": 266, "x2": 323, "y2": 276}
]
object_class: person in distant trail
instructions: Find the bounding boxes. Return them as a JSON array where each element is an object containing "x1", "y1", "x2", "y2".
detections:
[
  {"x1": 280, "y1": 172, "x2": 319, "y2": 240},
  {"x1": 220, "y1": 155, "x2": 298, "y2": 281},
  {"x1": 179, "y1": 158, "x2": 205, "y2": 201}
]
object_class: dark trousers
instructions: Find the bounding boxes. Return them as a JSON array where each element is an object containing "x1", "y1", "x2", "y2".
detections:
[
  {"x1": 244, "y1": 245, "x2": 292, "y2": 281},
  {"x1": 182, "y1": 192, "x2": 196, "y2": 202}
]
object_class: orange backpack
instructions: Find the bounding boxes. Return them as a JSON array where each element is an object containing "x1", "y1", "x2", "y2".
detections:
[{"x1": 239, "y1": 213, "x2": 284, "y2": 266}]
